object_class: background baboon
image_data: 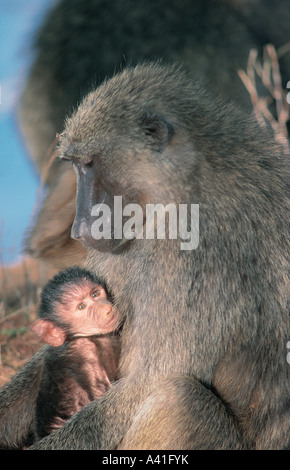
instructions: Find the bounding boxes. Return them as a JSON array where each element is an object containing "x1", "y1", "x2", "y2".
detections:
[
  {"x1": 1, "y1": 63, "x2": 289, "y2": 449},
  {"x1": 31, "y1": 266, "x2": 120, "y2": 439}
]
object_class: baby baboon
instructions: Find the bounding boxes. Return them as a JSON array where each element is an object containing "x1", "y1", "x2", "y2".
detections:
[
  {"x1": 31, "y1": 267, "x2": 120, "y2": 439},
  {"x1": 0, "y1": 63, "x2": 289, "y2": 450}
]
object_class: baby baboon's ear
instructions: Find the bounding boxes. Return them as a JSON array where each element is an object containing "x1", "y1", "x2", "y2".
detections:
[
  {"x1": 141, "y1": 111, "x2": 174, "y2": 149},
  {"x1": 31, "y1": 319, "x2": 66, "y2": 347}
]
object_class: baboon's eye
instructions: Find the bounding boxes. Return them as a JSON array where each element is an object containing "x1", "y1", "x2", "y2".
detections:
[
  {"x1": 92, "y1": 289, "x2": 101, "y2": 298},
  {"x1": 84, "y1": 160, "x2": 94, "y2": 168},
  {"x1": 78, "y1": 302, "x2": 86, "y2": 310}
]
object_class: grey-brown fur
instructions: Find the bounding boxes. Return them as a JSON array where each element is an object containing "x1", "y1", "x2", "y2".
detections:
[
  {"x1": 1, "y1": 63, "x2": 289, "y2": 449},
  {"x1": 21, "y1": 0, "x2": 290, "y2": 269},
  {"x1": 20, "y1": 0, "x2": 290, "y2": 177}
]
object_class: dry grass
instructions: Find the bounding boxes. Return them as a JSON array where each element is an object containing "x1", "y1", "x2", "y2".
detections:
[
  {"x1": 238, "y1": 43, "x2": 290, "y2": 153},
  {"x1": 0, "y1": 259, "x2": 56, "y2": 387}
]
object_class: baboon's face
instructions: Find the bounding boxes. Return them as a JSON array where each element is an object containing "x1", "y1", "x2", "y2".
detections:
[
  {"x1": 58, "y1": 65, "x2": 202, "y2": 253},
  {"x1": 59, "y1": 99, "x2": 181, "y2": 252},
  {"x1": 64, "y1": 118, "x2": 173, "y2": 252}
]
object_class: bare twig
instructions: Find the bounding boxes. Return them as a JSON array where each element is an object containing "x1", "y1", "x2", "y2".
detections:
[
  {"x1": 277, "y1": 42, "x2": 290, "y2": 58},
  {"x1": 0, "y1": 307, "x2": 29, "y2": 327},
  {"x1": 238, "y1": 44, "x2": 289, "y2": 155},
  {"x1": 266, "y1": 45, "x2": 284, "y2": 123},
  {"x1": 238, "y1": 68, "x2": 267, "y2": 129}
]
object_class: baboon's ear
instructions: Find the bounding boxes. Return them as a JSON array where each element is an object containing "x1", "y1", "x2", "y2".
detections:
[
  {"x1": 141, "y1": 111, "x2": 173, "y2": 148},
  {"x1": 31, "y1": 319, "x2": 66, "y2": 346}
]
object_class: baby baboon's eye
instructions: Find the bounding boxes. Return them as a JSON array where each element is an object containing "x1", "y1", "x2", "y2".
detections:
[
  {"x1": 92, "y1": 288, "x2": 101, "y2": 298},
  {"x1": 78, "y1": 302, "x2": 86, "y2": 310}
]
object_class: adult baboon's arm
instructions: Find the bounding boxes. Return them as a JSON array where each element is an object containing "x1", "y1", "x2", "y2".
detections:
[{"x1": 0, "y1": 347, "x2": 46, "y2": 449}]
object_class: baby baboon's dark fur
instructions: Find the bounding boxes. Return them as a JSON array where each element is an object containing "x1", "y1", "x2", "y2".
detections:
[{"x1": 32, "y1": 267, "x2": 120, "y2": 440}]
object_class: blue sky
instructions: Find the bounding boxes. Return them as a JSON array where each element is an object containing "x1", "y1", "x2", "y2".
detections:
[{"x1": 0, "y1": 0, "x2": 54, "y2": 264}]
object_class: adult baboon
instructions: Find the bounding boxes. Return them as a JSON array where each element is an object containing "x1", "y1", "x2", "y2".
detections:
[
  {"x1": 1, "y1": 63, "x2": 289, "y2": 449},
  {"x1": 20, "y1": 0, "x2": 290, "y2": 268}
]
